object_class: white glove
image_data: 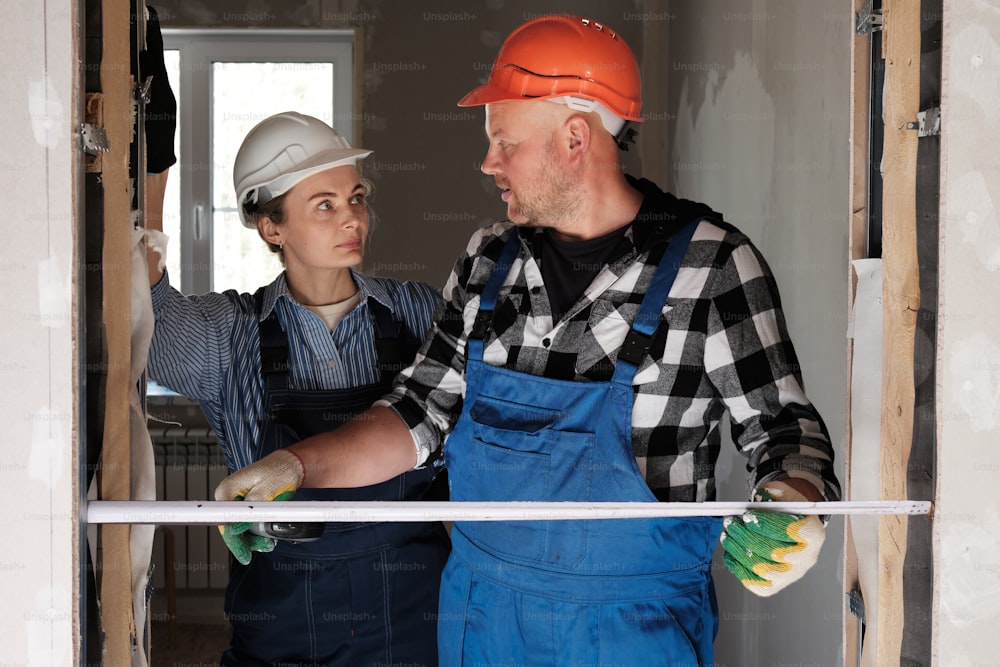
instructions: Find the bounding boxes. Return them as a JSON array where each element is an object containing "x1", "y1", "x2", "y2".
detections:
[
  {"x1": 144, "y1": 228, "x2": 169, "y2": 273},
  {"x1": 719, "y1": 480, "x2": 826, "y2": 597},
  {"x1": 214, "y1": 448, "x2": 306, "y2": 502},
  {"x1": 213, "y1": 449, "x2": 307, "y2": 565}
]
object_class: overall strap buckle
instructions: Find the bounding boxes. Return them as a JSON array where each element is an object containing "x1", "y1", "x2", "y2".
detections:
[
  {"x1": 614, "y1": 217, "x2": 702, "y2": 375},
  {"x1": 618, "y1": 329, "x2": 653, "y2": 366},
  {"x1": 470, "y1": 310, "x2": 494, "y2": 341}
]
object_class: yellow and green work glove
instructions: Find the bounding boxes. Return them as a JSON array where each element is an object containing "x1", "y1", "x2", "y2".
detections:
[
  {"x1": 213, "y1": 449, "x2": 307, "y2": 565},
  {"x1": 720, "y1": 481, "x2": 826, "y2": 597}
]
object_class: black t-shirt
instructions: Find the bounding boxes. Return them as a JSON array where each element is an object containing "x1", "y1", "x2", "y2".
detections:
[
  {"x1": 537, "y1": 175, "x2": 722, "y2": 321},
  {"x1": 540, "y1": 225, "x2": 629, "y2": 320}
]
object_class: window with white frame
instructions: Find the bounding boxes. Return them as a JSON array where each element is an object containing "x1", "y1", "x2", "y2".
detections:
[{"x1": 160, "y1": 29, "x2": 357, "y2": 296}]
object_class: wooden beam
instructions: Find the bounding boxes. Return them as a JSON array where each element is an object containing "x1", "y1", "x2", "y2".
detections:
[
  {"x1": 878, "y1": 0, "x2": 921, "y2": 663},
  {"x1": 98, "y1": 0, "x2": 136, "y2": 663}
]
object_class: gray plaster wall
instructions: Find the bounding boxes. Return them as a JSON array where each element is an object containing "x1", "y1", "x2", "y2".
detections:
[
  {"x1": 936, "y1": 0, "x2": 1000, "y2": 662},
  {"x1": 150, "y1": 0, "x2": 645, "y2": 287},
  {"x1": 658, "y1": 1, "x2": 851, "y2": 665}
]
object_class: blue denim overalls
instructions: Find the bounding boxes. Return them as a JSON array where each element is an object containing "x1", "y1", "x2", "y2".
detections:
[
  {"x1": 439, "y1": 220, "x2": 722, "y2": 666},
  {"x1": 222, "y1": 296, "x2": 450, "y2": 667}
]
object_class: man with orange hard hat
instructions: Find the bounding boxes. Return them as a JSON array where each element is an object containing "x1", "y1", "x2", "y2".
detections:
[{"x1": 215, "y1": 15, "x2": 841, "y2": 665}]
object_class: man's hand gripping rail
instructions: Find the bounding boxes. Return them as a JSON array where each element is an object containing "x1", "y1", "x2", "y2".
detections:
[{"x1": 719, "y1": 480, "x2": 827, "y2": 597}]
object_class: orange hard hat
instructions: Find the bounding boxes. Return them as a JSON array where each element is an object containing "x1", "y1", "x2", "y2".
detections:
[{"x1": 458, "y1": 15, "x2": 642, "y2": 123}]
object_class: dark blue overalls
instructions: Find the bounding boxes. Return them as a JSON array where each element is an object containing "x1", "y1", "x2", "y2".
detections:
[
  {"x1": 439, "y1": 220, "x2": 723, "y2": 666},
  {"x1": 222, "y1": 296, "x2": 451, "y2": 667}
]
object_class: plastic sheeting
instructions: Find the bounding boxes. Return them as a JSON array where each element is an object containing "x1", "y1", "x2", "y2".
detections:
[{"x1": 847, "y1": 258, "x2": 882, "y2": 667}]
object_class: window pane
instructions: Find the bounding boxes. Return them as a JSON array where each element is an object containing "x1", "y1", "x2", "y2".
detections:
[
  {"x1": 211, "y1": 62, "x2": 334, "y2": 292},
  {"x1": 212, "y1": 211, "x2": 284, "y2": 295}
]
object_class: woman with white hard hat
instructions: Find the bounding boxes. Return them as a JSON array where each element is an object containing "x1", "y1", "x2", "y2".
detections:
[{"x1": 146, "y1": 111, "x2": 449, "y2": 666}]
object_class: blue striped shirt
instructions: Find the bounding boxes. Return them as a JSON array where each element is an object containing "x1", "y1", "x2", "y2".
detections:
[{"x1": 149, "y1": 270, "x2": 443, "y2": 472}]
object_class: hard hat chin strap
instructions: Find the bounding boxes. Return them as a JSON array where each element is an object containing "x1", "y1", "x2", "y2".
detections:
[
  {"x1": 614, "y1": 122, "x2": 638, "y2": 151},
  {"x1": 241, "y1": 185, "x2": 274, "y2": 221}
]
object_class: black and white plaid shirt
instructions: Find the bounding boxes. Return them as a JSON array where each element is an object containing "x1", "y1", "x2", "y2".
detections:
[{"x1": 379, "y1": 178, "x2": 841, "y2": 503}]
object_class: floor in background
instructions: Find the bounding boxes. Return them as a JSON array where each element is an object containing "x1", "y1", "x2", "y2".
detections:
[
  {"x1": 151, "y1": 620, "x2": 229, "y2": 667},
  {"x1": 149, "y1": 589, "x2": 229, "y2": 666}
]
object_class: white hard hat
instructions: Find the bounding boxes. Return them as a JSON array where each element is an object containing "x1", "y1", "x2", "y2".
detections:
[{"x1": 233, "y1": 111, "x2": 372, "y2": 227}]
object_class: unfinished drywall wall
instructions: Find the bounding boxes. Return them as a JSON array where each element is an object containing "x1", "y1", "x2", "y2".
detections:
[
  {"x1": 660, "y1": 1, "x2": 851, "y2": 664},
  {"x1": 936, "y1": 0, "x2": 1000, "y2": 662},
  {"x1": 1, "y1": 0, "x2": 81, "y2": 664}
]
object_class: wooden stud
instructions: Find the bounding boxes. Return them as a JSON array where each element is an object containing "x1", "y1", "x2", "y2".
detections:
[
  {"x1": 878, "y1": 0, "x2": 921, "y2": 664},
  {"x1": 98, "y1": 0, "x2": 136, "y2": 664}
]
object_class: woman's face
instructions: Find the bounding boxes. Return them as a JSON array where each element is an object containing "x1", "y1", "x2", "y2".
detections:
[{"x1": 267, "y1": 165, "x2": 369, "y2": 273}]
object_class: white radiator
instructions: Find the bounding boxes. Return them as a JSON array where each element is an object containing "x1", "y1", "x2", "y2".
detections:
[{"x1": 151, "y1": 427, "x2": 229, "y2": 591}]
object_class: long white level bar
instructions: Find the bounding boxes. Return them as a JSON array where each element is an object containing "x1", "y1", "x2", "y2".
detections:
[{"x1": 86, "y1": 500, "x2": 932, "y2": 525}]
